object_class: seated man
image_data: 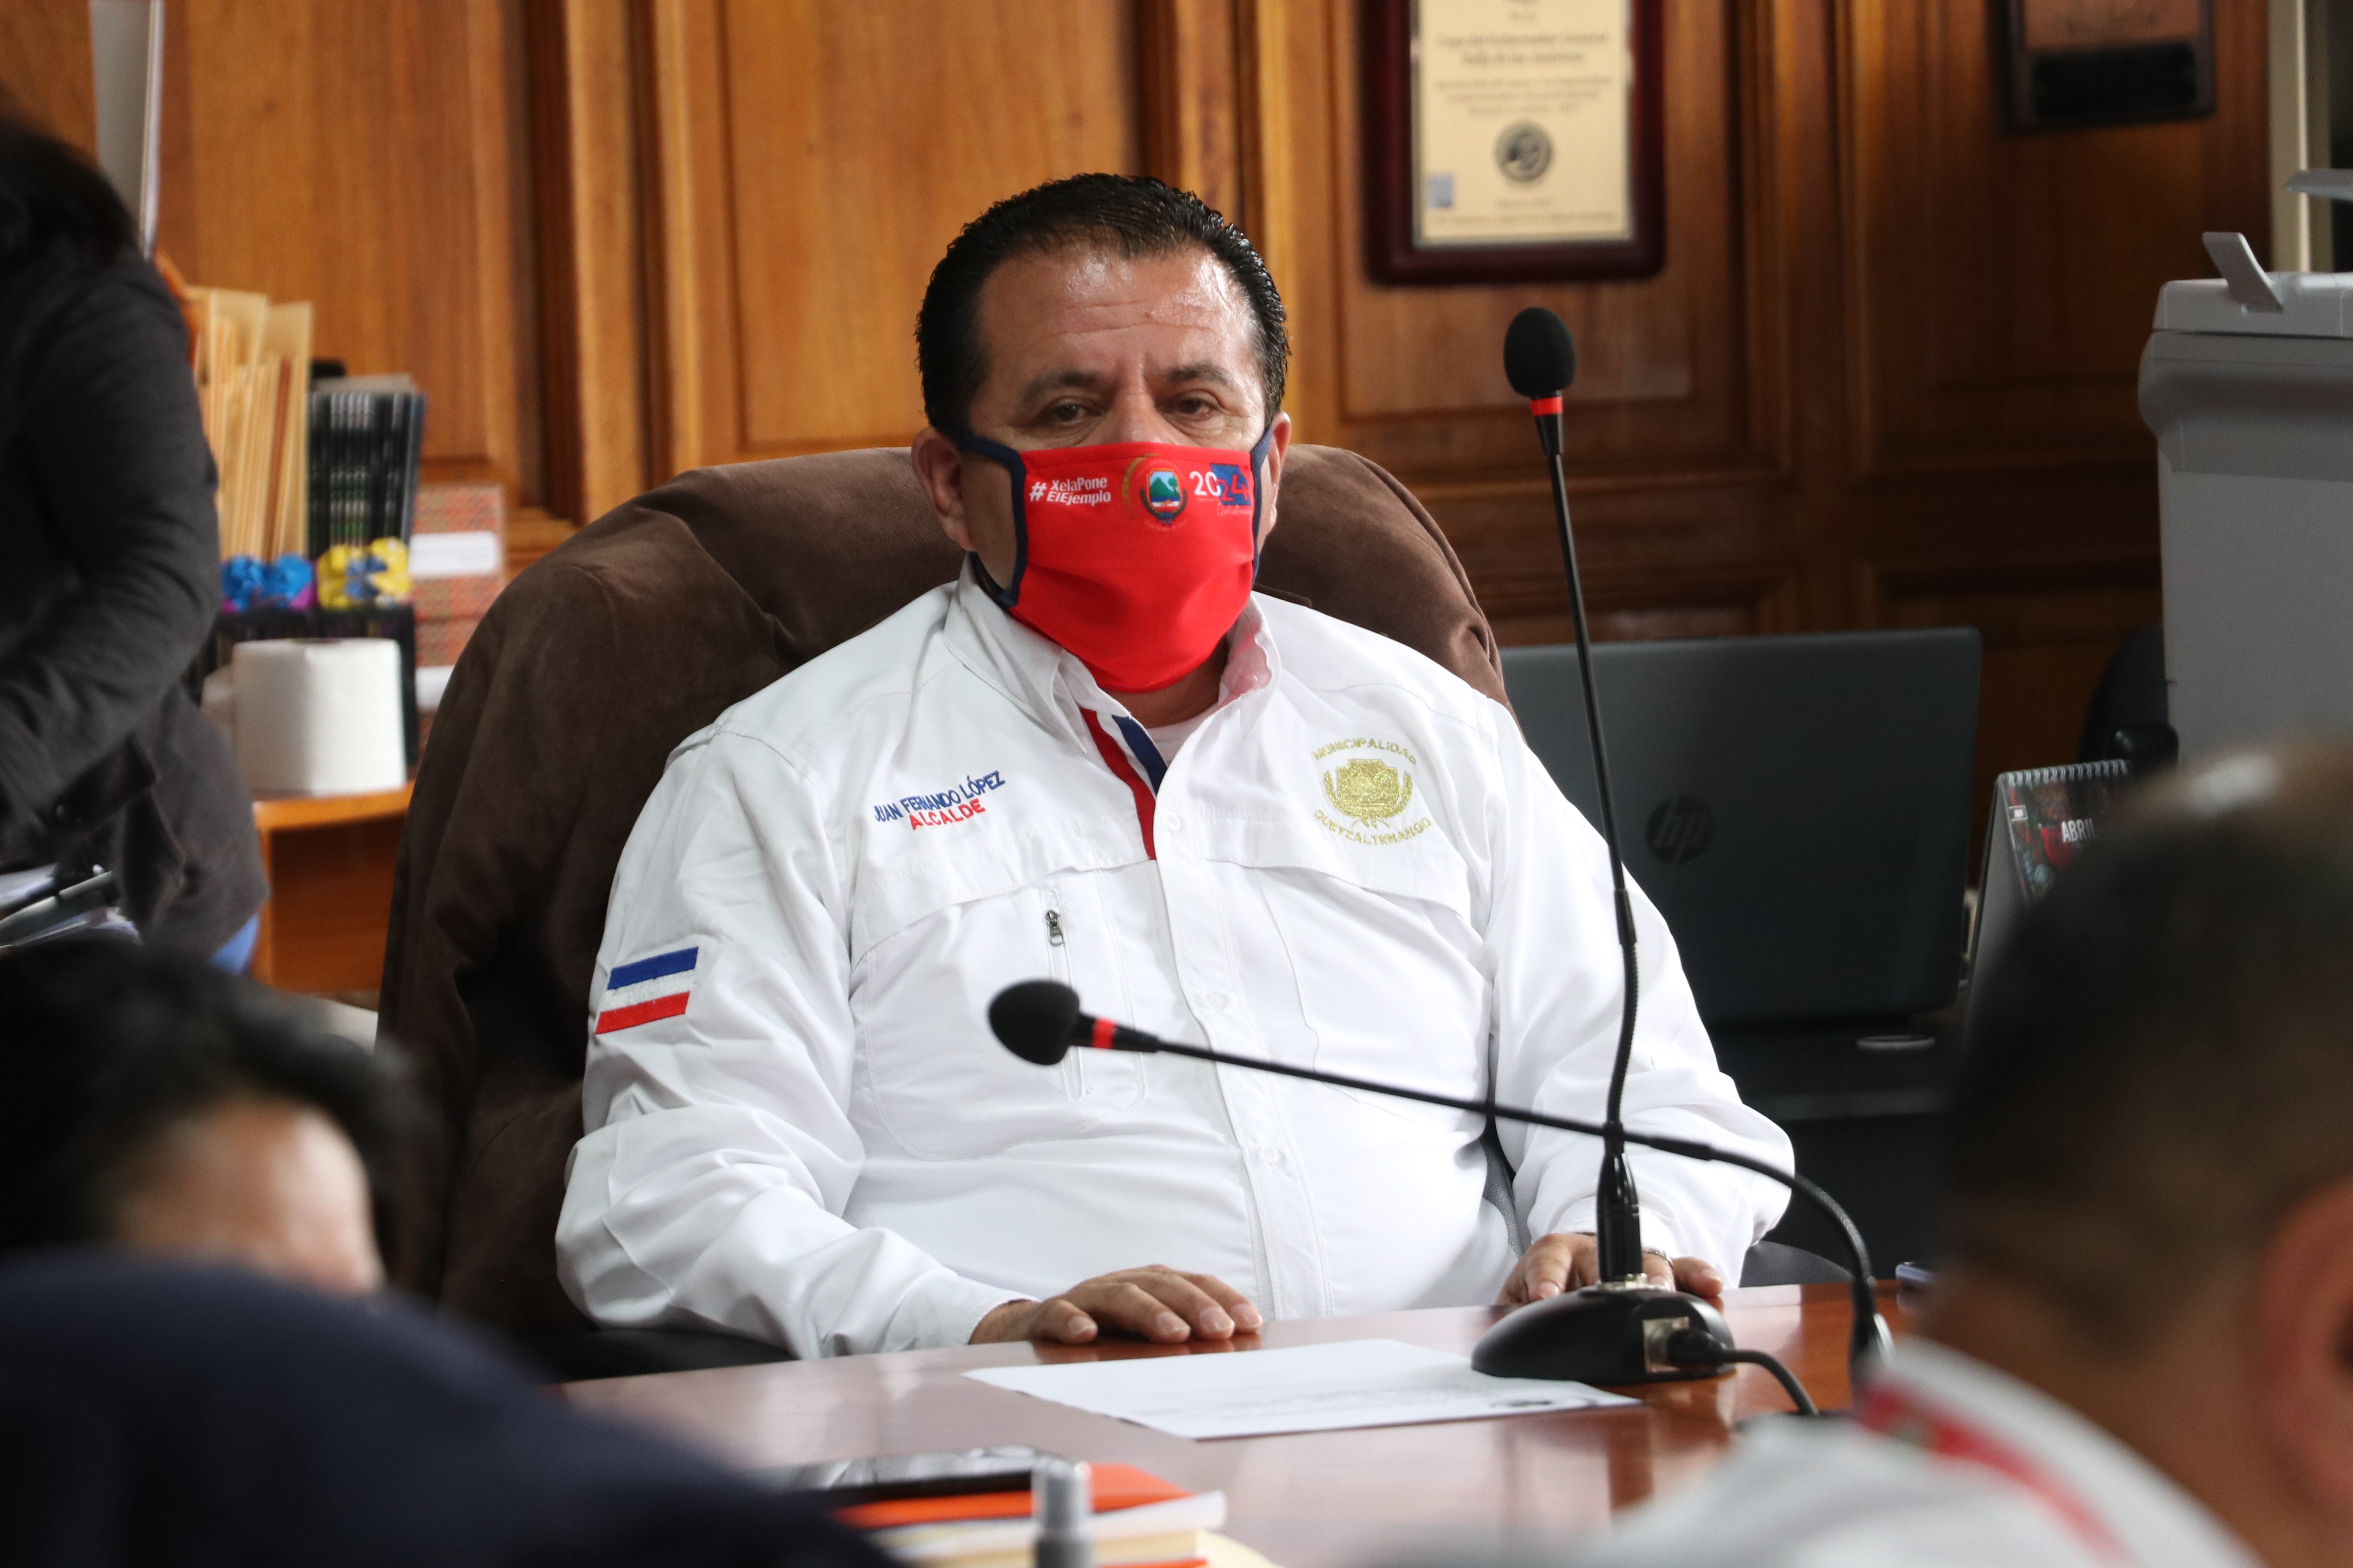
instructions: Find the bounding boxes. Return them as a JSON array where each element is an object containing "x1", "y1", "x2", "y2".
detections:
[
  {"x1": 1577, "y1": 743, "x2": 2353, "y2": 1567},
  {"x1": 557, "y1": 174, "x2": 1792, "y2": 1358},
  {"x1": 0, "y1": 936, "x2": 408, "y2": 1294}
]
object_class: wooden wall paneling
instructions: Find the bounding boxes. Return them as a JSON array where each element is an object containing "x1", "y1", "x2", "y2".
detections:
[
  {"x1": 640, "y1": 0, "x2": 1147, "y2": 476},
  {"x1": 1241, "y1": 0, "x2": 1331, "y2": 441},
  {"x1": 1142, "y1": 0, "x2": 1247, "y2": 224},
  {"x1": 1758, "y1": 0, "x2": 1861, "y2": 634},
  {"x1": 1839, "y1": 0, "x2": 2272, "y2": 481},
  {"x1": 0, "y1": 0, "x2": 96, "y2": 151},
  {"x1": 492, "y1": 0, "x2": 550, "y2": 516},
  {"x1": 149, "y1": 1, "x2": 542, "y2": 506},
  {"x1": 641, "y1": 0, "x2": 708, "y2": 481},
  {"x1": 1837, "y1": 0, "x2": 2268, "y2": 800},
  {"x1": 529, "y1": 0, "x2": 654, "y2": 528}
]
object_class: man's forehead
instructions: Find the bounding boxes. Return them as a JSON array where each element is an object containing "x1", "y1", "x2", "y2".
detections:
[{"x1": 975, "y1": 243, "x2": 1256, "y2": 369}]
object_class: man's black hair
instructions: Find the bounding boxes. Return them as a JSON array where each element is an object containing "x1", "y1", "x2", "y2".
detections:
[
  {"x1": 1946, "y1": 746, "x2": 2353, "y2": 1343},
  {"x1": 0, "y1": 90, "x2": 137, "y2": 279},
  {"x1": 0, "y1": 939, "x2": 424, "y2": 1275},
  {"x1": 916, "y1": 173, "x2": 1288, "y2": 439}
]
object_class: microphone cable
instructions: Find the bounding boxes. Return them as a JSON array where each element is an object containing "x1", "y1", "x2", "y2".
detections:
[{"x1": 1660, "y1": 1327, "x2": 1818, "y2": 1417}]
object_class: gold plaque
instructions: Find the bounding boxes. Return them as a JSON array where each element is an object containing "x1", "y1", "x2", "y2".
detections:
[{"x1": 1410, "y1": 0, "x2": 1635, "y2": 250}]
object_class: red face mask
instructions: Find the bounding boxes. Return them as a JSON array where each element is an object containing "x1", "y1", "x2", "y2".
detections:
[{"x1": 959, "y1": 431, "x2": 1275, "y2": 693}]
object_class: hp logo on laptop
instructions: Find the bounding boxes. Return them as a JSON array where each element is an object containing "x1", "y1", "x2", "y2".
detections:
[{"x1": 1645, "y1": 796, "x2": 1715, "y2": 865}]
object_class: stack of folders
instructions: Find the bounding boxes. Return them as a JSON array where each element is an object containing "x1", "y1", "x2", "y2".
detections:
[
  {"x1": 834, "y1": 1465, "x2": 1225, "y2": 1568},
  {"x1": 308, "y1": 374, "x2": 427, "y2": 557},
  {"x1": 180, "y1": 284, "x2": 313, "y2": 562}
]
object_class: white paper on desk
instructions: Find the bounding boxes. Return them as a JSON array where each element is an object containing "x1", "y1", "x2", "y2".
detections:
[{"x1": 964, "y1": 1338, "x2": 1634, "y2": 1439}]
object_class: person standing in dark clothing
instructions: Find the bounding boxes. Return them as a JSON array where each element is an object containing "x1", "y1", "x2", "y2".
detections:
[{"x1": 0, "y1": 98, "x2": 263, "y2": 963}]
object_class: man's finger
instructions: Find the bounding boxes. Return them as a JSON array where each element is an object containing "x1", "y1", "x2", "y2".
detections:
[
  {"x1": 1642, "y1": 1252, "x2": 1674, "y2": 1288},
  {"x1": 1176, "y1": 1271, "x2": 1264, "y2": 1331},
  {"x1": 1514, "y1": 1234, "x2": 1581, "y2": 1302},
  {"x1": 1075, "y1": 1280, "x2": 1197, "y2": 1342},
  {"x1": 1672, "y1": 1255, "x2": 1726, "y2": 1300},
  {"x1": 1128, "y1": 1271, "x2": 1238, "y2": 1339},
  {"x1": 1037, "y1": 1297, "x2": 1099, "y2": 1342}
]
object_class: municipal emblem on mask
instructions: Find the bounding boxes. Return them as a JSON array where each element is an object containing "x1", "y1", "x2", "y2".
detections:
[
  {"x1": 1142, "y1": 466, "x2": 1187, "y2": 524},
  {"x1": 1323, "y1": 758, "x2": 1414, "y2": 823}
]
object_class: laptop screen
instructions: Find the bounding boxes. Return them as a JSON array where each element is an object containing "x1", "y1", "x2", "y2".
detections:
[{"x1": 1501, "y1": 629, "x2": 1980, "y2": 1026}]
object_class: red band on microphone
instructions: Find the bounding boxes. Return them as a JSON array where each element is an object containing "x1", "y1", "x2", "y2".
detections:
[
  {"x1": 1528, "y1": 395, "x2": 1563, "y2": 417},
  {"x1": 1090, "y1": 1016, "x2": 1117, "y2": 1050}
]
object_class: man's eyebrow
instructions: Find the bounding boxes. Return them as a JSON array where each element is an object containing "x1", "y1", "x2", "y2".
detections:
[
  {"x1": 1160, "y1": 362, "x2": 1241, "y2": 391},
  {"x1": 1013, "y1": 368, "x2": 1108, "y2": 406}
]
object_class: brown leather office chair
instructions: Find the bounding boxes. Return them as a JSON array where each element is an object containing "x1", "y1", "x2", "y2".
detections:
[{"x1": 378, "y1": 444, "x2": 1507, "y2": 1365}]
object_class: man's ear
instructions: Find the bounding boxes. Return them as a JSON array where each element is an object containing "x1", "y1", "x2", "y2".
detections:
[
  {"x1": 1256, "y1": 412, "x2": 1294, "y2": 547},
  {"x1": 2253, "y1": 1177, "x2": 2353, "y2": 1508},
  {"x1": 910, "y1": 428, "x2": 977, "y2": 552}
]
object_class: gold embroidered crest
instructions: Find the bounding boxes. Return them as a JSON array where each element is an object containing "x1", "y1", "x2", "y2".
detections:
[{"x1": 1322, "y1": 758, "x2": 1414, "y2": 822}]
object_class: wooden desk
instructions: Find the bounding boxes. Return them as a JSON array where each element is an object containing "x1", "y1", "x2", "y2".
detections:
[
  {"x1": 565, "y1": 1283, "x2": 1909, "y2": 1567},
  {"x1": 249, "y1": 784, "x2": 411, "y2": 994}
]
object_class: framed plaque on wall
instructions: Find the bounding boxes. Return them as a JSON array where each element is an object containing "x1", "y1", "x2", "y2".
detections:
[{"x1": 1364, "y1": 0, "x2": 1665, "y2": 285}]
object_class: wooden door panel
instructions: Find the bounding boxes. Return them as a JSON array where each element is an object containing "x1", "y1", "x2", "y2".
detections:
[
  {"x1": 156, "y1": 0, "x2": 534, "y2": 495},
  {"x1": 1842, "y1": 0, "x2": 2269, "y2": 476},
  {"x1": 654, "y1": 0, "x2": 1144, "y2": 469},
  {"x1": 0, "y1": 0, "x2": 536, "y2": 498}
]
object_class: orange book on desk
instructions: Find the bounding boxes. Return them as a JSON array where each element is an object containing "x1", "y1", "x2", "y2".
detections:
[{"x1": 841, "y1": 1464, "x2": 1220, "y2": 1568}]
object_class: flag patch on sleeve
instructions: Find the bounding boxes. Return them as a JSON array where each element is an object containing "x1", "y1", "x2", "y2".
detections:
[{"x1": 594, "y1": 946, "x2": 699, "y2": 1035}]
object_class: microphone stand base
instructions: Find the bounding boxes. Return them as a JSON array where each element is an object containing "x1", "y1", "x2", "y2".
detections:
[{"x1": 1471, "y1": 1286, "x2": 1732, "y2": 1385}]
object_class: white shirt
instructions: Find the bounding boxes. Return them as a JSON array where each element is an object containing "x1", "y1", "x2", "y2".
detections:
[
  {"x1": 1573, "y1": 1339, "x2": 2259, "y2": 1568},
  {"x1": 556, "y1": 568, "x2": 1792, "y2": 1358}
]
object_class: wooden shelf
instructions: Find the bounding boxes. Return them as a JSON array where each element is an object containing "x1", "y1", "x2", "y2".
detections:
[
  {"x1": 252, "y1": 782, "x2": 413, "y2": 832},
  {"x1": 249, "y1": 783, "x2": 413, "y2": 995}
]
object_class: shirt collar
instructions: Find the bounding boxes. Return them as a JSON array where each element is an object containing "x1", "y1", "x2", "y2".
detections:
[
  {"x1": 942, "y1": 561, "x2": 1281, "y2": 746},
  {"x1": 1876, "y1": 1339, "x2": 2258, "y2": 1568}
]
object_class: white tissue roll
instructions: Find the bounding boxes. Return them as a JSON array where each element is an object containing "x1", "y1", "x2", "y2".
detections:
[
  {"x1": 200, "y1": 666, "x2": 237, "y2": 742},
  {"x1": 230, "y1": 638, "x2": 407, "y2": 795}
]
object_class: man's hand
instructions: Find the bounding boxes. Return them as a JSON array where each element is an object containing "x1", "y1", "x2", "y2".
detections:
[
  {"x1": 1497, "y1": 1232, "x2": 1725, "y2": 1306},
  {"x1": 970, "y1": 1266, "x2": 1264, "y2": 1345}
]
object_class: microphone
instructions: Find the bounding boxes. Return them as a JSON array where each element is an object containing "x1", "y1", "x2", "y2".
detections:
[
  {"x1": 1503, "y1": 306, "x2": 1577, "y2": 456},
  {"x1": 1504, "y1": 306, "x2": 1645, "y2": 1291},
  {"x1": 988, "y1": 980, "x2": 1894, "y2": 1391}
]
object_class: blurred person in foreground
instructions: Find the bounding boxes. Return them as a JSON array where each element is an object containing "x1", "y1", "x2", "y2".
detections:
[
  {"x1": 0, "y1": 940, "x2": 894, "y2": 1568},
  {"x1": 1573, "y1": 742, "x2": 2353, "y2": 1568},
  {"x1": 0, "y1": 1258, "x2": 901, "y2": 1567},
  {"x1": 0, "y1": 936, "x2": 410, "y2": 1290},
  {"x1": 0, "y1": 94, "x2": 264, "y2": 968}
]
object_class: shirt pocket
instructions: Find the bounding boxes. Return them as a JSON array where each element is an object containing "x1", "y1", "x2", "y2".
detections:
[
  {"x1": 1208, "y1": 819, "x2": 1487, "y2": 1135},
  {"x1": 850, "y1": 871, "x2": 1143, "y2": 1159},
  {"x1": 1041, "y1": 874, "x2": 1147, "y2": 1114}
]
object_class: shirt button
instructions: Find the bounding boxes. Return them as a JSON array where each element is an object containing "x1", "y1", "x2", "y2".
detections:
[
  {"x1": 1199, "y1": 991, "x2": 1229, "y2": 1012},
  {"x1": 1257, "y1": 1146, "x2": 1284, "y2": 1166},
  {"x1": 1162, "y1": 814, "x2": 1184, "y2": 834}
]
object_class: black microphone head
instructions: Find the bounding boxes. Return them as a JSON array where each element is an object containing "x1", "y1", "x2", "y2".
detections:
[
  {"x1": 989, "y1": 980, "x2": 1082, "y2": 1066},
  {"x1": 1503, "y1": 307, "x2": 1577, "y2": 399}
]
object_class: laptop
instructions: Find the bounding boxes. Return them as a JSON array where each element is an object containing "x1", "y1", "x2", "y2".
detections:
[{"x1": 1500, "y1": 629, "x2": 1980, "y2": 1029}]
